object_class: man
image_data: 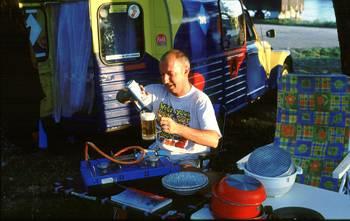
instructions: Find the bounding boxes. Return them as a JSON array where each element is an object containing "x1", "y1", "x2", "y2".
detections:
[{"x1": 144, "y1": 49, "x2": 222, "y2": 167}]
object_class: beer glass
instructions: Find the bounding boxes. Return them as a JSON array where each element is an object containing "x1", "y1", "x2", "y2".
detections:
[{"x1": 140, "y1": 111, "x2": 156, "y2": 140}]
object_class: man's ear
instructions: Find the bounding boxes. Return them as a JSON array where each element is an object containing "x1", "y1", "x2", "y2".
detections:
[{"x1": 184, "y1": 66, "x2": 190, "y2": 76}]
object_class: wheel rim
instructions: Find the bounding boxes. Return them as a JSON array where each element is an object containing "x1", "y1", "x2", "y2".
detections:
[{"x1": 282, "y1": 68, "x2": 289, "y2": 76}]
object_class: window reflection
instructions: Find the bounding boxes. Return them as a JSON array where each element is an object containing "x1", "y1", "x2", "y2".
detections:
[{"x1": 220, "y1": 0, "x2": 245, "y2": 49}]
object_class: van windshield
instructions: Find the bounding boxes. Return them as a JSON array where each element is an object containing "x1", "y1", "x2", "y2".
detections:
[
  {"x1": 98, "y1": 3, "x2": 144, "y2": 64},
  {"x1": 220, "y1": 0, "x2": 245, "y2": 49}
]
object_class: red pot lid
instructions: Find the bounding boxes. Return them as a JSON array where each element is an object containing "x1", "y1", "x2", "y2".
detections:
[{"x1": 214, "y1": 174, "x2": 266, "y2": 205}]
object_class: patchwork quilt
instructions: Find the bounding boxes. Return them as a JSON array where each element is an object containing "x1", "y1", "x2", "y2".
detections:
[{"x1": 274, "y1": 73, "x2": 350, "y2": 191}]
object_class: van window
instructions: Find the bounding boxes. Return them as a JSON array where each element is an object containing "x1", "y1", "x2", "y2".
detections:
[
  {"x1": 220, "y1": 0, "x2": 245, "y2": 49},
  {"x1": 244, "y1": 10, "x2": 256, "y2": 42},
  {"x1": 24, "y1": 7, "x2": 48, "y2": 61},
  {"x1": 98, "y1": 3, "x2": 144, "y2": 64}
]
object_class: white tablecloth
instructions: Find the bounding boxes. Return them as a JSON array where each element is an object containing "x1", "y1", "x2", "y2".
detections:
[{"x1": 191, "y1": 183, "x2": 350, "y2": 220}]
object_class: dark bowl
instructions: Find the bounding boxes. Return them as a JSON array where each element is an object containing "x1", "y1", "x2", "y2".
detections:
[{"x1": 273, "y1": 207, "x2": 325, "y2": 220}]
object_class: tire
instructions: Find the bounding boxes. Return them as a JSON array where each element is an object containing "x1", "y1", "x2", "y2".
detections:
[
  {"x1": 281, "y1": 58, "x2": 293, "y2": 76},
  {"x1": 281, "y1": 63, "x2": 289, "y2": 76}
]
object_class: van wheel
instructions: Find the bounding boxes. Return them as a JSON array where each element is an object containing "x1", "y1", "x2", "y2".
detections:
[
  {"x1": 281, "y1": 62, "x2": 291, "y2": 76},
  {"x1": 281, "y1": 63, "x2": 290, "y2": 76}
]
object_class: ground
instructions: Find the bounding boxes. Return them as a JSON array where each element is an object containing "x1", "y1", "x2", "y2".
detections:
[{"x1": 1, "y1": 52, "x2": 341, "y2": 220}]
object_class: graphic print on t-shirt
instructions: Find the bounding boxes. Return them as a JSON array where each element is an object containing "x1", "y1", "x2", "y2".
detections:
[{"x1": 158, "y1": 102, "x2": 190, "y2": 148}]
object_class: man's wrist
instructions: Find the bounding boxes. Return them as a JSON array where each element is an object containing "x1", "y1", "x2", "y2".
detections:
[{"x1": 174, "y1": 123, "x2": 184, "y2": 136}]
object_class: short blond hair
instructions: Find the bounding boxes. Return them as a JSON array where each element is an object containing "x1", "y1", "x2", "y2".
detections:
[{"x1": 160, "y1": 49, "x2": 190, "y2": 69}]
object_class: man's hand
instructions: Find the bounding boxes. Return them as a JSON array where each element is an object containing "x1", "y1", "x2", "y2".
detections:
[
  {"x1": 158, "y1": 114, "x2": 220, "y2": 148},
  {"x1": 116, "y1": 88, "x2": 132, "y2": 104},
  {"x1": 139, "y1": 85, "x2": 149, "y2": 96},
  {"x1": 159, "y1": 116, "x2": 180, "y2": 134}
]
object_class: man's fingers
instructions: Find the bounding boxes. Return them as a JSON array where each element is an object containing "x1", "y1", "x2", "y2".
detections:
[
  {"x1": 160, "y1": 119, "x2": 168, "y2": 127},
  {"x1": 157, "y1": 113, "x2": 162, "y2": 121},
  {"x1": 162, "y1": 116, "x2": 171, "y2": 120},
  {"x1": 160, "y1": 116, "x2": 169, "y2": 124},
  {"x1": 158, "y1": 116, "x2": 176, "y2": 134},
  {"x1": 139, "y1": 85, "x2": 149, "y2": 95},
  {"x1": 159, "y1": 118, "x2": 169, "y2": 131},
  {"x1": 160, "y1": 123, "x2": 167, "y2": 132}
]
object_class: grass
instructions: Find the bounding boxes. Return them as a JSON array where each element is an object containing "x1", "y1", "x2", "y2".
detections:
[
  {"x1": 1, "y1": 48, "x2": 342, "y2": 220},
  {"x1": 290, "y1": 47, "x2": 341, "y2": 74},
  {"x1": 291, "y1": 47, "x2": 340, "y2": 59},
  {"x1": 255, "y1": 18, "x2": 337, "y2": 28}
]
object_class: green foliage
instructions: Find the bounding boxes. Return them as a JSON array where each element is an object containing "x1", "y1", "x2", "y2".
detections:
[
  {"x1": 290, "y1": 47, "x2": 341, "y2": 74},
  {"x1": 291, "y1": 47, "x2": 340, "y2": 59},
  {"x1": 255, "y1": 18, "x2": 337, "y2": 28}
]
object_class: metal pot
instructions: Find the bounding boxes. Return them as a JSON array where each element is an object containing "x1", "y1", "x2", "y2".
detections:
[{"x1": 211, "y1": 174, "x2": 266, "y2": 219}]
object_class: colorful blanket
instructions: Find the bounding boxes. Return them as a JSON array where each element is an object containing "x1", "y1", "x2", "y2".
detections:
[{"x1": 274, "y1": 73, "x2": 350, "y2": 191}]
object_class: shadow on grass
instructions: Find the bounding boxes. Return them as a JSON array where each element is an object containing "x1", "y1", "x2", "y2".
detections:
[{"x1": 211, "y1": 90, "x2": 277, "y2": 173}]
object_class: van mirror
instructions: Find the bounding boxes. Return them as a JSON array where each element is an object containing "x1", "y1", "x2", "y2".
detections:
[{"x1": 266, "y1": 29, "x2": 275, "y2": 38}]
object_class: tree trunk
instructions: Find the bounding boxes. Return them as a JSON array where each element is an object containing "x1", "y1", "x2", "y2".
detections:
[{"x1": 332, "y1": 0, "x2": 350, "y2": 75}]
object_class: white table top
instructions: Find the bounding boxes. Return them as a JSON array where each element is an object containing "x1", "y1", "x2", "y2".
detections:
[{"x1": 191, "y1": 183, "x2": 350, "y2": 220}]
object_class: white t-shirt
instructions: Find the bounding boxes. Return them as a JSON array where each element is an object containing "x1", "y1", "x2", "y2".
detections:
[{"x1": 145, "y1": 84, "x2": 222, "y2": 161}]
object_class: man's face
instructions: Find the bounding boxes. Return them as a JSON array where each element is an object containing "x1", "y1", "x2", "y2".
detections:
[{"x1": 159, "y1": 54, "x2": 189, "y2": 97}]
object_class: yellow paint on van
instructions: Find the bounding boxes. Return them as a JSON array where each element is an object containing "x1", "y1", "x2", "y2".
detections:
[
  {"x1": 149, "y1": 0, "x2": 171, "y2": 60},
  {"x1": 256, "y1": 40, "x2": 290, "y2": 78},
  {"x1": 270, "y1": 50, "x2": 290, "y2": 73},
  {"x1": 109, "y1": 5, "x2": 127, "y2": 13},
  {"x1": 166, "y1": 0, "x2": 182, "y2": 48},
  {"x1": 255, "y1": 41, "x2": 270, "y2": 76}
]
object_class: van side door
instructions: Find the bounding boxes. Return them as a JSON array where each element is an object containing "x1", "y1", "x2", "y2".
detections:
[
  {"x1": 244, "y1": 9, "x2": 268, "y2": 100},
  {"x1": 89, "y1": 0, "x2": 160, "y2": 132}
]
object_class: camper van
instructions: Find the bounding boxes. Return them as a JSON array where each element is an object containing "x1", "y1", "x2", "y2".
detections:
[{"x1": 19, "y1": 0, "x2": 292, "y2": 138}]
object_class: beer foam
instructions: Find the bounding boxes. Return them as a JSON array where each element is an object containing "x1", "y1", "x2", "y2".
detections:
[{"x1": 141, "y1": 112, "x2": 155, "y2": 121}]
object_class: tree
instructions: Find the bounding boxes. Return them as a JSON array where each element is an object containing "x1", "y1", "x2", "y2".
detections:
[{"x1": 332, "y1": 0, "x2": 350, "y2": 75}]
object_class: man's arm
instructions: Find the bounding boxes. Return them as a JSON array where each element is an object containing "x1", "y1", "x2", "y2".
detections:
[{"x1": 159, "y1": 116, "x2": 220, "y2": 148}]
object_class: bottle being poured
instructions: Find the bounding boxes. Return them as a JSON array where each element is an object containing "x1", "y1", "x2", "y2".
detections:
[
  {"x1": 116, "y1": 80, "x2": 158, "y2": 142},
  {"x1": 116, "y1": 80, "x2": 153, "y2": 112}
]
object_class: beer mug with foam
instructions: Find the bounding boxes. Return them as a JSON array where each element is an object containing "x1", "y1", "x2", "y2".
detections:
[{"x1": 140, "y1": 110, "x2": 156, "y2": 140}]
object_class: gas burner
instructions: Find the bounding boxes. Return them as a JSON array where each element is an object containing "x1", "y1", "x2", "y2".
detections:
[
  {"x1": 81, "y1": 157, "x2": 180, "y2": 187},
  {"x1": 145, "y1": 155, "x2": 160, "y2": 167},
  {"x1": 96, "y1": 161, "x2": 110, "y2": 174}
]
